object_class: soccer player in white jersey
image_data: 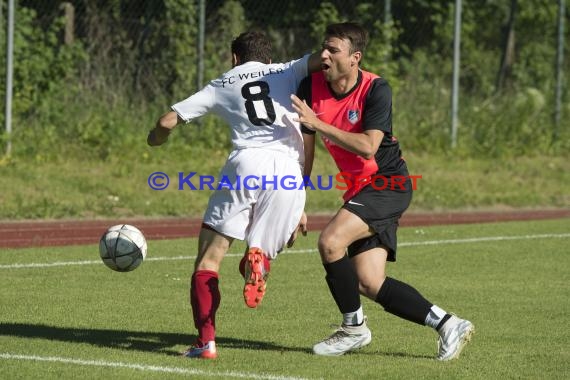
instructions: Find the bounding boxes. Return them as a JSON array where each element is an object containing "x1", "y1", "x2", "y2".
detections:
[{"x1": 147, "y1": 31, "x2": 320, "y2": 359}]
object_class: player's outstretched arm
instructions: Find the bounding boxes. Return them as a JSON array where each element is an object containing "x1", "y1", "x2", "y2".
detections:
[
  {"x1": 291, "y1": 94, "x2": 383, "y2": 159},
  {"x1": 284, "y1": 133, "x2": 314, "y2": 248},
  {"x1": 147, "y1": 111, "x2": 181, "y2": 146},
  {"x1": 307, "y1": 52, "x2": 322, "y2": 74},
  {"x1": 302, "y1": 132, "x2": 315, "y2": 178}
]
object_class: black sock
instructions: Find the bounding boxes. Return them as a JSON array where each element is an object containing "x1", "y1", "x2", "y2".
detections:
[
  {"x1": 375, "y1": 277, "x2": 433, "y2": 325},
  {"x1": 323, "y1": 256, "x2": 360, "y2": 313}
]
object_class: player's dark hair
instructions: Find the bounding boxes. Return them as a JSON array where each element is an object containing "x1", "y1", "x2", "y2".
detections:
[
  {"x1": 324, "y1": 22, "x2": 369, "y2": 55},
  {"x1": 231, "y1": 31, "x2": 272, "y2": 64}
]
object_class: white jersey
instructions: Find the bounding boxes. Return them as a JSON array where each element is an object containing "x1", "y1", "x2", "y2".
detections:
[{"x1": 172, "y1": 55, "x2": 310, "y2": 161}]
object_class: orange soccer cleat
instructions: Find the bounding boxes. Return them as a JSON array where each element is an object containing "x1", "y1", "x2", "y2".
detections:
[{"x1": 240, "y1": 247, "x2": 270, "y2": 308}]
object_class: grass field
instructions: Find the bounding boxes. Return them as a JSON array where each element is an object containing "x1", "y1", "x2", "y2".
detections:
[
  {"x1": 1, "y1": 218, "x2": 569, "y2": 379},
  {"x1": 1, "y1": 152, "x2": 569, "y2": 220}
]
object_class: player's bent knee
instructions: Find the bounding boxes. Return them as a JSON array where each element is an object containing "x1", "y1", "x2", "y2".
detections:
[
  {"x1": 358, "y1": 280, "x2": 381, "y2": 300},
  {"x1": 317, "y1": 233, "x2": 332, "y2": 253},
  {"x1": 317, "y1": 233, "x2": 344, "y2": 260}
]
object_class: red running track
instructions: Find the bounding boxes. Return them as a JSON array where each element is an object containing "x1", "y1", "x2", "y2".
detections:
[{"x1": 0, "y1": 209, "x2": 568, "y2": 249}]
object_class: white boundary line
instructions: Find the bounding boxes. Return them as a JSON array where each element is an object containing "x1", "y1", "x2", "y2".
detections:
[
  {"x1": 0, "y1": 233, "x2": 568, "y2": 270},
  {"x1": 400, "y1": 233, "x2": 570, "y2": 246},
  {"x1": 0, "y1": 353, "x2": 315, "y2": 380}
]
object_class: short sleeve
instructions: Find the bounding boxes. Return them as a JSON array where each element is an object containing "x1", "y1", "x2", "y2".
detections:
[
  {"x1": 171, "y1": 82, "x2": 216, "y2": 122},
  {"x1": 362, "y1": 78, "x2": 392, "y2": 133}
]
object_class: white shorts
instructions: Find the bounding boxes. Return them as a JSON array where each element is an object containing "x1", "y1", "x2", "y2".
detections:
[{"x1": 203, "y1": 148, "x2": 305, "y2": 259}]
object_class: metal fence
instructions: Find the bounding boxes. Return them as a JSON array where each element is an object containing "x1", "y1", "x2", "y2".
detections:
[{"x1": 1, "y1": 0, "x2": 568, "y2": 155}]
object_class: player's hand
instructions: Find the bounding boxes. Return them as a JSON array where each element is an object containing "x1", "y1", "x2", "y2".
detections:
[
  {"x1": 147, "y1": 127, "x2": 170, "y2": 146},
  {"x1": 287, "y1": 211, "x2": 308, "y2": 248},
  {"x1": 291, "y1": 94, "x2": 321, "y2": 132}
]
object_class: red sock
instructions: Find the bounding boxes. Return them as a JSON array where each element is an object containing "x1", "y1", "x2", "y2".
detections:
[{"x1": 190, "y1": 270, "x2": 220, "y2": 346}]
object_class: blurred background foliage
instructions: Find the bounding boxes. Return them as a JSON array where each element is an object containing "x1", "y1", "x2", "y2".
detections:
[{"x1": 0, "y1": 0, "x2": 568, "y2": 163}]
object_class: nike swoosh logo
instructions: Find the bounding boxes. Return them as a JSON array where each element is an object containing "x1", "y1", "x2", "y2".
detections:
[{"x1": 347, "y1": 200, "x2": 364, "y2": 206}]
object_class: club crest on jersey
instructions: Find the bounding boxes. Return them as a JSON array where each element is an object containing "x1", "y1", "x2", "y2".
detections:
[{"x1": 347, "y1": 110, "x2": 359, "y2": 124}]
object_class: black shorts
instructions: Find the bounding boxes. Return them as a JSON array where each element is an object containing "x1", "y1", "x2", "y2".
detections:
[{"x1": 342, "y1": 177, "x2": 412, "y2": 261}]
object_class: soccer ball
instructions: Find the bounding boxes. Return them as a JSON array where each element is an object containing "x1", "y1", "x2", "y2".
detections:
[{"x1": 99, "y1": 224, "x2": 147, "y2": 272}]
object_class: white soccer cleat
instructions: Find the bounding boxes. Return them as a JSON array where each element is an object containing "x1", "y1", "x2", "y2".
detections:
[
  {"x1": 436, "y1": 315, "x2": 475, "y2": 361},
  {"x1": 182, "y1": 341, "x2": 218, "y2": 359},
  {"x1": 313, "y1": 318, "x2": 372, "y2": 356}
]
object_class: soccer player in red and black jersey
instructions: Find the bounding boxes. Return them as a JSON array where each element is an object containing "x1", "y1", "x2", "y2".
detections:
[{"x1": 292, "y1": 22, "x2": 474, "y2": 360}]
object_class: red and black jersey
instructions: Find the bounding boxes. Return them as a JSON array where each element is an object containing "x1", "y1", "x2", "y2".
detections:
[{"x1": 297, "y1": 70, "x2": 408, "y2": 200}]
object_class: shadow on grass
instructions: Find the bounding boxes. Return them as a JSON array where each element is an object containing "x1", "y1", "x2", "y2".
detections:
[
  {"x1": 0, "y1": 322, "x2": 312, "y2": 356},
  {"x1": 362, "y1": 350, "x2": 434, "y2": 360}
]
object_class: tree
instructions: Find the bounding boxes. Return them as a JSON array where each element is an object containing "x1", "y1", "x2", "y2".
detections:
[{"x1": 496, "y1": 0, "x2": 517, "y2": 92}]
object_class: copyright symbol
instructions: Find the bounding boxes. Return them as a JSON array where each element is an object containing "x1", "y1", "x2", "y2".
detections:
[{"x1": 148, "y1": 172, "x2": 169, "y2": 190}]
